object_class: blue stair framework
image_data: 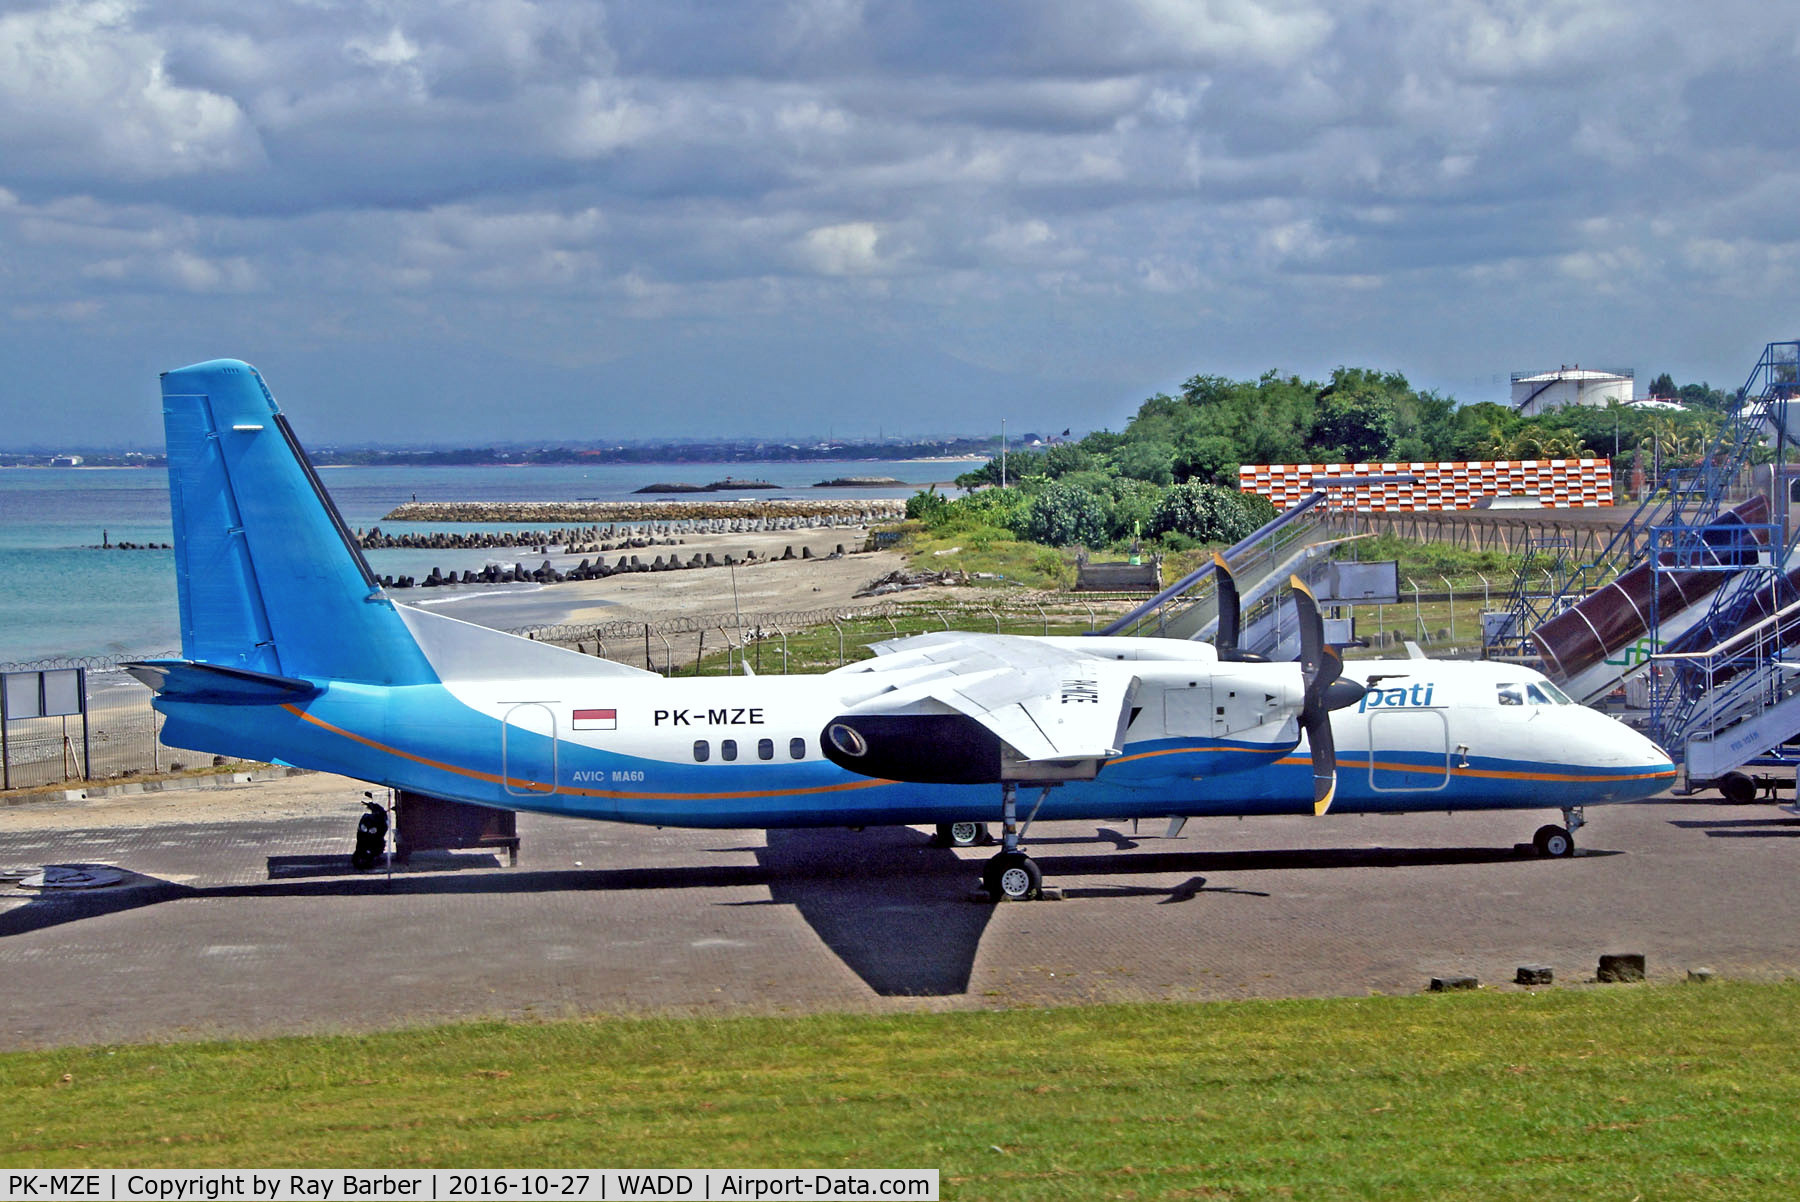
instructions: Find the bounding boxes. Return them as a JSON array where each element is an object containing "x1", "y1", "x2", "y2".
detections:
[
  {"x1": 1487, "y1": 343, "x2": 1797, "y2": 660},
  {"x1": 1488, "y1": 341, "x2": 1800, "y2": 784}
]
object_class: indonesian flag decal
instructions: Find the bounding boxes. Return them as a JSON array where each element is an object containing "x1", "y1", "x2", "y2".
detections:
[{"x1": 573, "y1": 708, "x2": 617, "y2": 731}]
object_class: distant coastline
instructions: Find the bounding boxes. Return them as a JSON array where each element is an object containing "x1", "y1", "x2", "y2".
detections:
[
  {"x1": 383, "y1": 499, "x2": 908, "y2": 523},
  {"x1": 0, "y1": 452, "x2": 991, "y2": 470}
]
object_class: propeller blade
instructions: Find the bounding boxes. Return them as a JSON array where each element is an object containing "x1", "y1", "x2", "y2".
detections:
[
  {"x1": 1305, "y1": 707, "x2": 1337, "y2": 815},
  {"x1": 1291, "y1": 574, "x2": 1324, "y2": 685},
  {"x1": 1290, "y1": 574, "x2": 1339, "y2": 815},
  {"x1": 1213, "y1": 553, "x2": 1240, "y2": 655}
]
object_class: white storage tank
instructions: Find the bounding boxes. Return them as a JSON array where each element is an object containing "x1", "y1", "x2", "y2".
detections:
[{"x1": 1510, "y1": 366, "x2": 1634, "y2": 416}]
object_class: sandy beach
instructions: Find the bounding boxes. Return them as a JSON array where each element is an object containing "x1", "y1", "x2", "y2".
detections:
[{"x1": 392, "y1": 524, "x2": 956, "y2": 633}]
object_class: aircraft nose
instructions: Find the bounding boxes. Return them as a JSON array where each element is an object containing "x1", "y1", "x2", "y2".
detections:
[{"x1": 1592, "y1": 712, "x2": 1676, "y2": 797}]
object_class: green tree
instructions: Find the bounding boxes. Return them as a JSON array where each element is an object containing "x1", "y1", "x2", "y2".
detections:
[
  {"x1": 954, "y1": 449, "x2": 1045, "y2": 489},
  {"x1": 1309, "y1": 367, "x2": 1437, "y2": 462},
  {"x1": 1149, "y1": 483, "x2": 1261, "y2": 543},
  {"x1": 1023, "y1": 482, "x2": 1108, "y2": 547},
  {"x1": 1311, "y1": 389, "x2": 1399, "y2": 462},
  {"x1": 1677, "y1": 382, "x2": 1733, "y2": 410},
  {"x1": 1101, "y1": 476, "x2": 1165, "y2": 542},
  {"x1": 904, "y1": 487, "x2": 948, "y2": 524},
  {"x1": 937, "y1": 484, "x2": 1035, "y2": 536},
  {"x1": 1114, "y1": 440, "x2": 1175, "y2": 485},
  {"x1": 1043, "y1": 443, "x2": 1093, "y2": 478},
  {"x1": 1450, "y1": 402, "x2": 1517, "y2": 459},
  {"x1": 1173, "y1": 434, "x2": 1240, "y2": 485}
]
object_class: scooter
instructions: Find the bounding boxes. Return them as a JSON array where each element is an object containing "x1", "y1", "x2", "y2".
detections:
[{"x1": 351, "y1": 796, "x2": 389, "y2": 870}]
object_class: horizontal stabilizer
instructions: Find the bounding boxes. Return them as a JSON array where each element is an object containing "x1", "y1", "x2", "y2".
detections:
[{"x1": 124, "y1": 659, "x2": 321, "y2": 705}]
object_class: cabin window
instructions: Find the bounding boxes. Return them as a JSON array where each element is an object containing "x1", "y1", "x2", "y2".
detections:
[
  {"x1": 1497, "y1": 684, "x2": 1525, "y2": 706},
  {"x1": 789, "y1": 737, "x2": 807, "y2": 760},
  {"x1": 692, "y1": 740, "x2": 710, "y2": 762},
  {"x1": 758, "y1": 738, "x2": 774, "y2": 761},
  {"x1": 721, "y1": 739, "x2": 738, "y2": 762}
]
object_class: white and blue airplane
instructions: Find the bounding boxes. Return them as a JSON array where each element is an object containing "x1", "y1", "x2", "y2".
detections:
[{"x1": 128, "y1": 360, "x2": 1677, "y2": 901}]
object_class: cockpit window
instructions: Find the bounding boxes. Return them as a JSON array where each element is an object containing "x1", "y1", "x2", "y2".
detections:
[{"x1": 1500, "y1": 681, "x2": 1574, "y2": 707}]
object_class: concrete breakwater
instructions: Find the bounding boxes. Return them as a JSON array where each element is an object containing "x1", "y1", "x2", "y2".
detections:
[
  {"x1": 378, "y1": 541, "x2": 855, "y2": 590},
  {"x1": 360, "y1": 526, "x2": 681, "y2": 552},
  {"x1": 359, "y1": 511, "x2": 890, "y2": 552},
  {"x1": 382, "y1": 499, "x2": 906, "y2": 524}
]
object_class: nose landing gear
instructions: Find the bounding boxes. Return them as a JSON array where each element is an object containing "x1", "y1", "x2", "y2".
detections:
[{"x1": 1533, "y1": 806, "x2": 1586, "y2": 858}]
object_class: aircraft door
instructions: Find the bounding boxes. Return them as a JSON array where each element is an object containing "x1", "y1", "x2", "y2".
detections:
[
  {"x1": 1367, "y1": 710, "x2": 1449, "y2": 792},
  {"x1": 501, "y1": 702, "x2": 559, "y2": 796}
]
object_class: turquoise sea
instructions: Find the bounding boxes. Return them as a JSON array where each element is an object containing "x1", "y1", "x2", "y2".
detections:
[{"x1": 0, "y1": 460, "x2": 952, "y2": 666}]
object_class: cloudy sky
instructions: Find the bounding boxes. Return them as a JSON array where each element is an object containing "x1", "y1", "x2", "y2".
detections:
[{"x1": 2, "y1": 0, "x2": 1795, "y2": 447}]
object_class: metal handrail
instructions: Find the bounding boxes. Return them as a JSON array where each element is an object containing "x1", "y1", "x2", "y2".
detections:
[
  {"x1": 1097, "y1": 491, "x2": 1329, "y2": 635},
  {"x1": 1651, "y1": 595, "x2": 1800, "y2": 664}
]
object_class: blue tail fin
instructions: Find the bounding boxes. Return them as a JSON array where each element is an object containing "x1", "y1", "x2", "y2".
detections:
[{"x1": 161, "y1": 359, "x2": 436, "y2": 686}]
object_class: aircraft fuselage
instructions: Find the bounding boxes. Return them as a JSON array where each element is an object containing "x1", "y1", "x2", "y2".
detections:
[{"x1": 155, "y1": 652, "x2": 1674, "y2": 829}]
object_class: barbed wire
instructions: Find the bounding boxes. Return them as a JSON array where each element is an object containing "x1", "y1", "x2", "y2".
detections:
[
  {"x1": 0, "y1": 650, "x2": 183, "y2": 674},
  {"x1": 1, "y1": 592, "x2": 1154, "y2": 674}
]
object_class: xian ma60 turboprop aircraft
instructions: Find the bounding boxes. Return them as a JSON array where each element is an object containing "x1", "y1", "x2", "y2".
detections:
[{"x1": 128, "y1": 360, "x2": 1677, "y2": 901}]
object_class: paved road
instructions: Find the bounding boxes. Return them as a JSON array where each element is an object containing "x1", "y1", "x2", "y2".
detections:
[{"x1": 3, "y1": 776, "x2": 1797, "y2": 1047}]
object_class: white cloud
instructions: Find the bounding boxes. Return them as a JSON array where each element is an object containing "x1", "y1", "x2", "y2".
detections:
[
  {"x1": 0, "y1": 1, "x2": 262, "y2": 179},
  {"x1": 556, "y1": 79, "x2": 661, "y2": 157},
  {"x1": 798, "y1": 222, "x2": 894, "y2": 275},
  {"x1": 9, "y1": 299, "x2": 104, "y2": 322},
  {"x1": 346, "y1": 27, "x2": 421, "y2": 69},
  {"x1": 4, "y1": 1, "x2": 1799, "y2": 442},
  {"x1": 1124, "y1": 0, "x2": 1335, "y2": 67}
]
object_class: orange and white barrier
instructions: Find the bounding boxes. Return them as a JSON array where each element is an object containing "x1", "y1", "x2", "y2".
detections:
[{"x1": 1237, "y1": 459, "x2": 1613, "y2": 511}]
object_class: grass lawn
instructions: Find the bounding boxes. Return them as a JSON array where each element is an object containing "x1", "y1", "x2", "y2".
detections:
[{"x1": 3, "y1": 982, "x2": 1796, "y2": 1198}]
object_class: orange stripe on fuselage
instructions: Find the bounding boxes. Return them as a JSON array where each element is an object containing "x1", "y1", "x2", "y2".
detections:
[
  {"x1": 1109, "y1": 741, "x2": 1283, "y2": 766},
  {"x1": 279, "y1": 703, "x2": 896, "y2": 802},
  {"x1": 1273, "y1": 753, "x2": 1677, "y2": 784}
]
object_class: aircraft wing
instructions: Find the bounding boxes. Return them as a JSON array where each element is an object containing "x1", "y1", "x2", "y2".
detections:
[{"x1": 825, "y1": 633, "x2": 1139, "y2": 777}]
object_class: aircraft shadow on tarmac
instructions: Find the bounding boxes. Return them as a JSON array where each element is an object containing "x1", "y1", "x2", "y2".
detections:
[
  {"x1": 1667, "y1": 815, "x2": 1800, "y2": 838},
  {"x1": 0, "y1": 831, "x2": 1583, "y2": 996}
]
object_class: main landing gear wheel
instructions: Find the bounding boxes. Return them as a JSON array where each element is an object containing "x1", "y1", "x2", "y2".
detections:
[
  {"x1": 982, "y1": 851, "x2": 1042, "y2": 902},
  {"x1": 934, "y1": 821, "x2": 989, "y2": 847},
  {"x1": 1533, "y1": 824, "x2": 1574, "y2": 858},
  {"x1": 1719, "y1": 771, "x2": 1757, "y2": 805},
  {"x1": 978, "y1": 782, "x2": 1053, "y2": 901}
]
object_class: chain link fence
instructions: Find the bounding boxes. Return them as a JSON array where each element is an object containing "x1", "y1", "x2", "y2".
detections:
[
  {"x1": 1, "y1": 593, "x2": 1142, "y2": 793},
  {"x1": 0, "y1": 661, "x2": 226, "y2": 791}
]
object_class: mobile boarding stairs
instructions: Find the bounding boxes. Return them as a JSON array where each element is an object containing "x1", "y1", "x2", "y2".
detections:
[{"x1": 1101, "y1": 483, "x2": 1404, "y2": 658}]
